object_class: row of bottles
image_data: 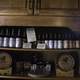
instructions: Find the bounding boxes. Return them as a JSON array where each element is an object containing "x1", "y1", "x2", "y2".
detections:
[
  {"x1": 0, "y1": 28, "x2": 22, "y2": 48},
  {"x1": 0, "y1": 27, "x2": 80, "y2": 49},
  {"x1": 35, "y1": 28, "x2": 80, "y2": 49}
]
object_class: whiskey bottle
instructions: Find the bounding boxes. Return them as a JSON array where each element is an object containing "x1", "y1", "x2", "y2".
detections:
[
  {"x1": 3, "y1": 28, "x2": 9, "y2": 48},
  {"x1": 15, "y1": 28, "x2": 22, "y2": 48},
  {"x1": 9, "y1": 28, "x2": 16, "y2": 48}
]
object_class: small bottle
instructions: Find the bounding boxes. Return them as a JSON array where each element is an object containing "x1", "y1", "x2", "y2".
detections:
[
  {"x1": 48, "y1": 33, "x2": 53, "y2": 49},
  {"x1": 3, "y1": 28, "x2": 9, "y2": 48},
  {"x1": 75, "y1": 33, "x2": 80, "y2": 49},
  {"x1": 63, "y1": 33, "x2": 69, "y2": 49},
  {"x1": 45, "y1": 32, "x2": 49, "y2": 48},
  {"x1": 53, "y1": 32, "x2": 58, "y2": 49},
  {"x1": 68, "y1": 33, "x2": 73, "y2": 49},
  {"x1": 0, "y1": 29, "x2": 3, "y2": 47},
  {"x1": 15, "y1": 28, "x2": 22, "y2": 48},
  {"x1": 57, "y1": 32, "x2": 62, "y2": 49},
  {"x1": 9, "y1": 28, "x2": 16, "y2": 48},
  {"x1": 72, "y1": 33, "x2": 76, "y2": 49}
]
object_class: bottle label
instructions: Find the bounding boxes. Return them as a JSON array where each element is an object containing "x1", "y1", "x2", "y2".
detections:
[
  {"x1": 53, "y1": 40, "x2": 57, "y2": 49},
  {"x1": 23, "y1": 42, "x2": 32, "y2": 48},
  {"x1": 48, "y1": 40, "x2": 53, "y2": 49},
  {"x1": 76, "y1": 40, "x2": 80, "y2": 48},
  {"x1": 3, "y1": 37, "x2": 9, "y2": 47},
  {"x1": 57, "y1": 40, "x2": 62, "y2": 49},
  {"x1": 16, "y1": 38, "x2": 22, "y2": 48},
  {"x1": 63, "y1": 40, "x2": 68, "y2": 49},
  {"x1": 69, "y1": 40, "x2": 73, "y2": 49},
  {"x1": 9, "y1": 37, "x2": 15, "y2": 48},
  {"x1": 37, "y1": 43, "x2": 46, "y2": 49}
]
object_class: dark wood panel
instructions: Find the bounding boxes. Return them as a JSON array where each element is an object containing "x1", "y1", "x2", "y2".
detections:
[{"x1": 40, "y1": 0, "x2": 78, "y2": 9}]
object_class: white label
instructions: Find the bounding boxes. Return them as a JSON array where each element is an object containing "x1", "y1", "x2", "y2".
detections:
[
  {"x1": 57, "y1": 40, "x2": 62, "y2": 49},
  {"x1": 3, "y1": 37, "x2": 9, "y2": 47},
  {"x1": 63, "y1": 40, "x2": 68, "y2": 49},
  {"x1": 48, "y1": 40, "x2": 53, "y2": 49},
  {"x1": 23, "y1": 42, "x2": 32, "y2": 48},
  {"x1": 37, "y1": 43, "x2": 46, "y2": 49},
  {"x1": 26, "y1": 28, "x2": 36, "y2": 42},
  {"x1": 53, "y1": 40, "x2": 57, "y2": 49},
  {"x1": 9, "y1": 37, "x2": 15, "y2": 47},
  {"x1": 76, "y1": 40, "x2": 80, "y2": 48}
]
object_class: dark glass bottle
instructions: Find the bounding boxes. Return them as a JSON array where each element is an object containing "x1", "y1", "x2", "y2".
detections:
[
  {"x1": 9, "y1": 28, "x2": 16, "y2": 48},
  {"x1": 45, "y1": 32, "x2": 49, "y2": 49},
  {"x1": 3, "y1": 28, "x2": 9, "y2": 48},
  {"x1": 15, "y1": 28, "x2": 22, "y2": 48},
  {"x1": 48, "y1": 32, "x2": 53, "y2": 49},
  {"x1": 75, "y1": 32, "x2": 80, "y2": 49},
  {"x1": 63, "y1": 32, "x2": 69, "y2": 49},
  {"x1": 53, "y1": 32, "x2": 58, "y2": 49},
  {"x1": 0, "y1": 29, "x2": 3, "y2": 47},
  {"x1": 57, "y1": 32, "x2": 62, "y2": 49},
  {"x1": 68, "y1": 33, "x2": 73, "y2": 49}
]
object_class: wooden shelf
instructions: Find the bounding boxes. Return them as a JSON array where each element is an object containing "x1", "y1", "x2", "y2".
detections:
[
  {"x1": 0, "y1": 76, "x2": 80, "y2": 80},
  {"x1": 0, "y1": 48, "x2": 79, "y2": 52}
]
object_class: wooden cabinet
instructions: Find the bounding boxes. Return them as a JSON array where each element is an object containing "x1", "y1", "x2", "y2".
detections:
[
  {"x1": 0, "y1": 0, "x2": 33, "y2": 15},
  {"x1": 34, "y1": 0, "x2": 79, "y2": 16}
]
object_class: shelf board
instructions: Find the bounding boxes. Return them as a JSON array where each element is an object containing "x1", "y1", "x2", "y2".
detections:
[
  {"x1": 0, "y1": 48, "x2": 79, "y2": 52},
  {"x1": 0, "y1": 76, "x2": 80, "y2": 80}
]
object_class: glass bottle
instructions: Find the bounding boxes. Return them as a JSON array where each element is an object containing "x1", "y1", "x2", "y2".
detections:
[
  {"x1": 63, "y1": 32, "x2": 69, "y2": 49},
  {"x1": 15, "y1": 28, "x2": 22, "y2": 48},
  {"x1": 57, "y1": 32, "x2": 62, "y2": 49},
  {"x1": 53, "y1": 32, "x2": 58, "y2": 49},
  {"x1": 3, "y1": 28, "x2": 9, "y2": 48},
  {"x1": 48, "y1": 32, "x2": 53, "y2": 49},
  {"x1": 9, "y1": 28, "x2": 16, "y2": 48}
]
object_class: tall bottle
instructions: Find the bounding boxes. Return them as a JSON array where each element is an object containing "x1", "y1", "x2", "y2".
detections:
[
  {"x1": 0, "y1": 29, "x2": 3, "y2": 47},
  {"x1": 45, "y1": 32, "x2": 49, "y2": 49},
  {"x1": 3, "y1": 28, "x2": 9, "y2": 48},
  {"x1": 68, "y1": 33, "x2": 73, "y2": 49},
  {"x1": 63, "y1": 32, "x2": 69, "y2": 49},
  {"x1": 53, "y1": 32, "x2": 58, "y2": 49},
  {"x1": 75, "y1": 32, "x2": 80, "y2": 49},
  {"x1": 9, "y1": 28, "x2": 16, "y2": 48},
  {"x1": 57, "y1": 32, "x2": 62, "y2": 49},
  {"x1": 15, "y1": 28, "x2": 22, "y2": 48},
  {"x1": 48, "y1": 32, "x2": 53, "y2": 49}
]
